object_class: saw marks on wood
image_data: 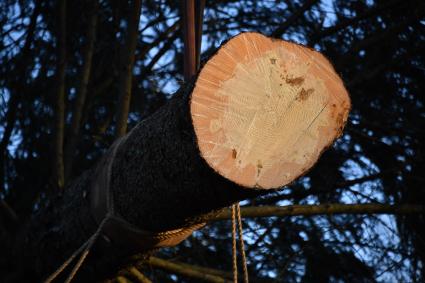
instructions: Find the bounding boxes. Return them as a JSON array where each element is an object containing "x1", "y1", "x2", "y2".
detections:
[{"x1": 191, "y1": 32, "x2": 350, "y2": 189}]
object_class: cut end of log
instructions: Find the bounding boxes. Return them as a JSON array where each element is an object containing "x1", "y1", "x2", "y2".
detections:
[{"x1": 190, "y1": 32, "x2": 350, "y2": 189}]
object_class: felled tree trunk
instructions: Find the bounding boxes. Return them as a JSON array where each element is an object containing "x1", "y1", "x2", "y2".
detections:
[{"x1": 15, "y1": 32, "x2": 350, "y2": 282}]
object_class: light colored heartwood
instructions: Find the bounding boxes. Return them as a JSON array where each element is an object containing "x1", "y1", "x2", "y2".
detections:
[{"x1": 191, "y1": 32, "x2": 350, "y2": 189}]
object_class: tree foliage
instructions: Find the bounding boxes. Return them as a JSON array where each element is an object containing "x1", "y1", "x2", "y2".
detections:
[{"x1": 1, "y1": 0, "x2": 424, "y2": 282}]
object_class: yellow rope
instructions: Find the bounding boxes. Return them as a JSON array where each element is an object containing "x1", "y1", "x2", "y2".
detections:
[
  {"x1": 43, "y1": 241, "x2": 88, "y2": 283},
  {"x1": 231, "y1": 204, "x2": 238, "y2": 283},
  {"x1": 236, "y1": 203, "x2": 249, "y2": 283},
  {"x1": 44, "y1": 215, "x2": 110, "y2": 283},
  {"x1": 232, "y1": 203, "x2": 249, "y2": 283}
]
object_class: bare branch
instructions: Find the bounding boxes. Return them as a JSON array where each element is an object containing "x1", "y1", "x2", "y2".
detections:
[
  {"x1": 147, "y1": 257, "x2": 230, "y2": 283},
  {"x1": 0, "y1": 199, "x2": 19, "y2": 226},
  {"x1": 272, "y1": 0, "x2": 318, "y2": 37},
  {"x1": 212, "y1": 204, "x2": 425, "y2": 221},
  {"x1": 137, "y1": 21, "x2": 180, "y2": 61},
  {"x1": 0, "y1": 0, "x2": 41, "y2": 192},
  {"x1": 312, "y1": 0, "x2": 403, "y2": 42},
  {"x1": 115, "y1": 0, "x2": 142, "y2": 138},
  {"x1": 53, "y1": 0, "x2": 67, "y2": 189},
  {"x1": 64, "y1": 1, "x2": 98, "y2": 181},
  {"x1": 116, "y1": 276, "x2": 133, "y2": 283},
  {"x1": 125, "y1": 267, "x2": 152, "y2": 283},
  {"x1": 142, "y1": 33, "x2": 179, "y2": 75}
]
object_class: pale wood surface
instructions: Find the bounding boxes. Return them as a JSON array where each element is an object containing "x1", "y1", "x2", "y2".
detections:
[{"x1": 191, "y1": 32, "x2": 351, "y2": 189}]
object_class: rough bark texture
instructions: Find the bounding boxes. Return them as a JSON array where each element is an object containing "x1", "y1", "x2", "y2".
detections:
[
  {"x1": 16, "y1": 169, "x2": 154, "y2": 282},
  {"x1": 14, "y1": 83, "x2": 262, "y2": 283},
  {"x1": 111, "y1": 85, "x2": 262, "y2": 233},
  {"x1": 12, "y1": 32, "x2": 351, "y2": 282}
]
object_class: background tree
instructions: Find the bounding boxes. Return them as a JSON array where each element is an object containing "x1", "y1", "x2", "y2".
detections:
[{"x1": 0, "y1": 0, "x2": 424, "y2": 282}]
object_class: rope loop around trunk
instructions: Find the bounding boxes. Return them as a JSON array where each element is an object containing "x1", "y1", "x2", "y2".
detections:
[{"x1": 45, "y1": 126, "x2": 205, "y2": 282}]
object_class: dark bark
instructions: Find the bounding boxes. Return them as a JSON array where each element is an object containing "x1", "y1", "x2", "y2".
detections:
[
  {"x1": 15, "y1": 83, "x2": 263, "y2": 282},
  {"x1": 111, "y1": 86, "x2": 262, "y2": 232}
]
